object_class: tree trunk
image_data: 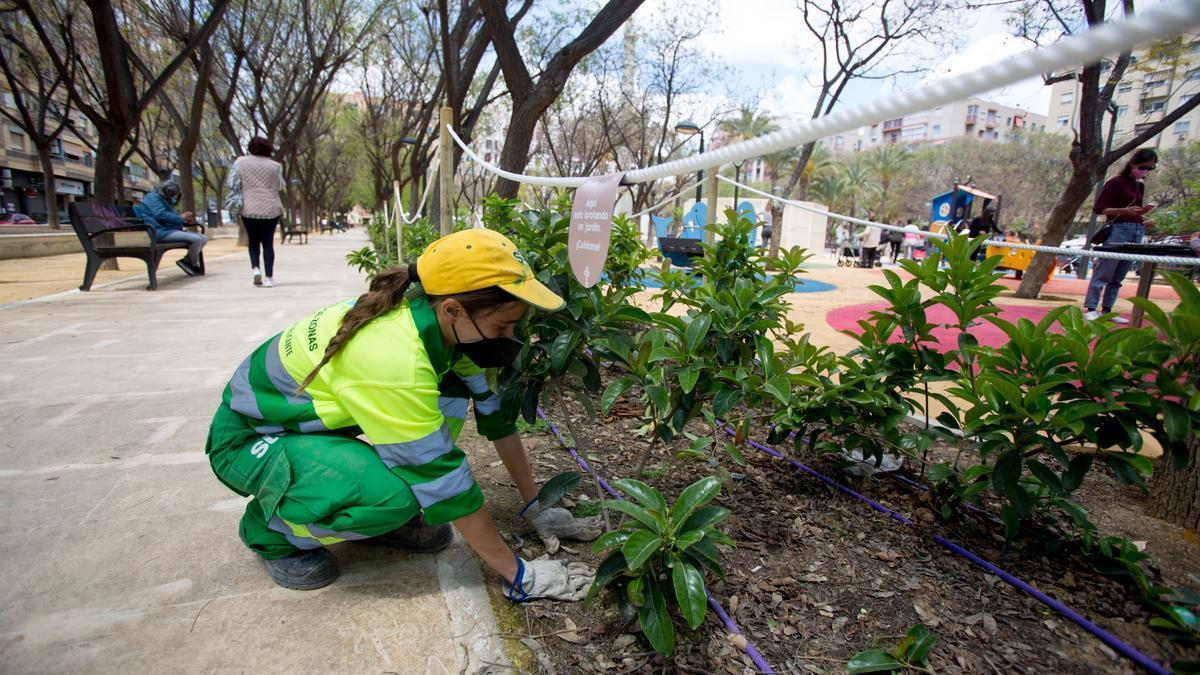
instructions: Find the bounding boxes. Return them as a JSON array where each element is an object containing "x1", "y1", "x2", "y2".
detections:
[
  {"x1": 1147, "y1": 433, "x2": 1199, "y2": 531},
  {"x1": 492, "y1": 104, "x2": 540, "y2": 199},
  {"x1": 1014, "y1": 163, "x2": 1098, "y2": 298},
  {"x1": 767, "y1": 201, "x2": 783, "y2": 260},
  {"x1": 92, "y1": 131, "x2": 123, "y2": 204},
  {"x1": 35, "y1": 146, "x2": 60, "y2": 229}
]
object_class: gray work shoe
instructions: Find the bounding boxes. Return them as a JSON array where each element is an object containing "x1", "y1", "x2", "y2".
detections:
[
  {"x1": 263, "y1": 548, "x2": 339, "y2": 590},
  {"x1": 361, "y1": 514, "x2": 453, "y2": 554}
]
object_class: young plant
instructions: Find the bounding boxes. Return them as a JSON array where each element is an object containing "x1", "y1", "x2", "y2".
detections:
[
  {"x1": 591, "y1": 476, "x2": 733, "y2": 656},
  {"x1": 846, "y1": 623, "x2": 938, "y2": 674}
]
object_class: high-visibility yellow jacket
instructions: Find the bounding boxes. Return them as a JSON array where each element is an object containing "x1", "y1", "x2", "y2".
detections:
[{"x1": 221, "y1": 295, "x2": 516, "y2": 524}]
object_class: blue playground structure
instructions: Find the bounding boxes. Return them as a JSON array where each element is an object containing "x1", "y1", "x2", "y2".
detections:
[{"x1": 654, "y1": 201, "x2": 761, "y2": 267}]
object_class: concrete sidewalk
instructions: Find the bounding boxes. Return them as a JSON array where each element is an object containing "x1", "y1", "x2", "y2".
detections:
[{"x1": 0, "y1": 231, "x2": 509, "y2": 674}]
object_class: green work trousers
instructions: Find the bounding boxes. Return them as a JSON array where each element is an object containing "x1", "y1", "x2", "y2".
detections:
[{"x1": 206, "y1": 403, "x2": 421, "y2": 559}]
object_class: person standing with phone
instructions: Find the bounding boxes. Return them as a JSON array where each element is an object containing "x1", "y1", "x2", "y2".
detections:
[{"x1": 1084, "y1": 148, "x2": 1158, "y2": 323}]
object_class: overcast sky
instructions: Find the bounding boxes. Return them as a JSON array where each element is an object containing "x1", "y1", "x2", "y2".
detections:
[{"x1": 642, "y1": 0, "x2": 1054, "y2": 121}]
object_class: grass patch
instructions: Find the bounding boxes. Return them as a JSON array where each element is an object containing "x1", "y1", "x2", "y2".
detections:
[{"x1": 571, "y1": 499, "x2": 603, "y2": 518}]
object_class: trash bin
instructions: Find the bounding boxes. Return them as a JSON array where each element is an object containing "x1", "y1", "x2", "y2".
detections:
[{"x1": 207, "y1": 210, "x2": 218, "y2": 228}]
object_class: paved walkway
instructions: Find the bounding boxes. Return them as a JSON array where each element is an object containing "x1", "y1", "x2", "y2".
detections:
[{"x1": 0, "y1": 231, "x2": 508, "y2": 674}]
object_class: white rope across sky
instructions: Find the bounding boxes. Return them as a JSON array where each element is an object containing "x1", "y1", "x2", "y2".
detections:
[
  {"x1": 717, "y1": 175, "x2": 1200, "y2": 266},
  {"x1": 450, "y1": 2, "x2": 1200, "y2": 188}
]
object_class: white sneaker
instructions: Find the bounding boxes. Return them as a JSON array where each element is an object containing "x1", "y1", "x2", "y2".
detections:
[
  {"x1": 1111, "y1": 315, "x2": 1129, "y2": 325},
  {"x1": 263, "y1": 277, "x2": 275, "y2": 288},
  {"x1": 252, "y1": 268, "x2": 262, "y2": 286},
  {"x1": 1084, "y1": 310, "x2": 1100, "y2": 321}
]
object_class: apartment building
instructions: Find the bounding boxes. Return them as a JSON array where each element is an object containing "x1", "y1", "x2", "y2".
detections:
[
  {"x1": 822, "y1": 98, "x2": 1048, "y2": 155},
  {"x1": 1, "y1": 92, "x2": 156, "y2": 222},
  {"x1": 1048, "y1": 37, "x2": 1200, "y2": 150}
]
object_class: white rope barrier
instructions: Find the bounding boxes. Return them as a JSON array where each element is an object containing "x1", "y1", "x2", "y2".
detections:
[
  {"x1": 396, "y1": 146, "x2": 439, "y2": 225},
  {"x1": 630, "y1": 176, "x2": 707, "y2": 218},
  {"x1": 717, "y1": 175, "x2": 1200, "y2": 267},
  {"x1": 449, "y1": 3, "x2": 1200, "y2": 188}
]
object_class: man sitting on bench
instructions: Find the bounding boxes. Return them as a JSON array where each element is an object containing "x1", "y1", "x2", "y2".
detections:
[{"x1": 134, "y1": 179, "x2": 207, "y2": 277}]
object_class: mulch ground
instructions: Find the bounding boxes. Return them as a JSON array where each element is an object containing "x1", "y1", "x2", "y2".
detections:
[{"x1": 465, "y1": 393, "x2": 1197, "y2": 674}]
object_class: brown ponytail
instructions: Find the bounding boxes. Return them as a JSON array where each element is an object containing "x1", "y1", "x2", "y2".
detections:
[{"x1": 295, "y1": 266, "x2": 413, "y2": 392}]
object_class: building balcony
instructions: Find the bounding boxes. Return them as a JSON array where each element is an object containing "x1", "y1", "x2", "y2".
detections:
[{"x1": 964, "y1": 114, "x2": 976, "y2": 125}]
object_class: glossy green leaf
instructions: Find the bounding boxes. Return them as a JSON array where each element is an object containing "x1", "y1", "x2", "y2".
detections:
[
  {"x1": 600, "y1": 376, "x2": 637, "y2": 415},
  {"x1": 549, "y1": 330, "x2": 581, "y2": 375},
  {"x1": 763, "y1": 374, "x2": 791, "y2": 404},
  {"x1": 681, "y1": 505, "x2": 731, "y2": 533},
  {"x1": 589, "y1": 551, "x2": 627, "y2": 595},
  {"x1": 684, "y1": 314, "x2": 713, "y2": 355},
  {"x1": 846, "y1": 649, "x2": 904, "y2": 674},
  {"x1": 592, "y1": 529, "x2": 632, "y2": 553},
  {"x1": 1161, "y1": 400, "x2": 1189, "y2": 445},
  {"x1": 897, "y1": 623, "x2": 937, "y2": 665},
  {"x1": 672, "y1": 560, "x2": 707, "y2": 629},
  {"x1": 621, "y1": 530, "x2": 662, "y2": 570},
  {"x1": 612, "y1": 478, "x2": 668, "y2": 514},
  {"x1": 627, "y1": 576, "x2": 645, "y2": 606},
  {"x1": 537, "y1": 472, "x2": 581, "y2": 510},
  {"x1": 668, "y1": 476, "x2": 721, "y2": 529},
  {"x1": 603, "y1": 499, "x2": 661, "y2": 532},
  {"x1": 678, "y1": 365, "x2": 700, "y2": 394},
  {"x1": 637, "y1": 579, "x2": 675, "y2": 656}
]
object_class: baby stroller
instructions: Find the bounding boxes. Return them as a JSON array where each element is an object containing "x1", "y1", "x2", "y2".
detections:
[{"x1": 835, "y1": 230, "x2": 861, "y2": 267}]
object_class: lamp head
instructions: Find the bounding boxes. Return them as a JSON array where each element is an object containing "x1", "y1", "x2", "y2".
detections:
[{"x1": 674, "y1": 119, "x2": 701, "y2": 136}]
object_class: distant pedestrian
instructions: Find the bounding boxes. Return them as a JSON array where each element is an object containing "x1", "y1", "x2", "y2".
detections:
[
  {"x1": 229, "y1": 137, "x2": 286, "y2": 288},
  {"x1": 134, "y1": 179, "x2": 206, "y2": 277},
  {"x1": 968, "y1": 206, "x2": 1002, "y2": 260},
  {"x1": 903, "y1": 220, "x2": 921, "y2": 259},
  {"x1": 1084, "y1": 147, "x2": 1158, "y2": 323},
  {"x1": 859, "y1": 222, "x2": 882, "y2": 268},
  {"x1": 886, "y1": 221, "x2": 903, "y2": 263}
]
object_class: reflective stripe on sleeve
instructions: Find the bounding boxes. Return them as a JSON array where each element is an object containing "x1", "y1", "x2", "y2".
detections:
[
  {"x1": 460, "y1": 373, "x2": 491, "y2": 396},
  {"x1": 409, "y1": 461, "x2": 475, "y2": 508},
  {"x1": 299, "y1": 419, "x2": 329, "y2": 433},
  {"x1": 375, "y1": 424, "x2": 453, "y2": 468},
  {"x1": 229, "y1": 355, "x2": 263, "y2": 419},
  {"x1": 438, "y1": 396, "x2": 470, "y2": 421},
  {"x1": 264, "y1": 335, "x2": 312, "y2": 406},
  {"x1": 474, "y1": 393, "x2": 502, "y2": 416},
  {"x1": 254, "y1": 424, "x2": 286, "y2": 435}
]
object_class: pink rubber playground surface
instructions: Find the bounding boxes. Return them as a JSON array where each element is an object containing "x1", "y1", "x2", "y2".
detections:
[{"x1": 826, "y1": 302, "x2": 1068, "y2": 351}]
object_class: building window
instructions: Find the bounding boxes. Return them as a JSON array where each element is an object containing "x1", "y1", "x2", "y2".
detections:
[
  {"x1": 9, "y1": 128, "x2": 25, "y2": 151},
  {"x1": 1057, "y1": 115, "x2": 1070, "y2": 127},
  {"x1": 1187, "y1": 68, "x2": 1200, "y2": 82},
  {"x1": 50, "y1": 138, "x2": 64, "y2": 158},
  {"x1": 931, "y1": 124, "x2": 941, "y2": 135},
  {"x1": 1116, "y1": 105, "x2": 1128, "y2": 118},
  {"x1": 1182, "y1": 94, "x2": 1197, "y2": 105},
  {"x1": 1174, "y1": 119, "x2": 1190, "y2": 134},
  {"x1": 1117, "y1": 82, "x2": 1132, "y2": 94},
  {"x1": 1060, "y1": 92, "x2": 1073, "y2": 105},
  {"x1": 1145, "y1": 71, "x2": 1168, "y2": 89},
  {"x1": 1141, "y1": 98, "x2": 1166, "y2": 114},
  {"x1": 901, "y1": 126, "x2": 926, "y2": 141}
]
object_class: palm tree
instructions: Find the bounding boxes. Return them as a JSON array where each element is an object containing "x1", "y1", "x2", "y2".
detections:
[
  {"x1": 718, "y1": 106, "x2": 779, "y2": 143},
  {"x1": 843, "y1": 163, "x2": 879, "y2": 219},
  {"x1": 865, "y1": 145, "x2": 911, "y2": 219},
  {"x1": 810, "y1": 170, "x2": 851, "y2": 214}
]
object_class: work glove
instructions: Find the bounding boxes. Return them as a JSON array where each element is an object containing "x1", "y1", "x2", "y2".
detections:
[
  {"x1": 503, "y1": 555, "x2": 594, "y2": 602},
  {"x1": 520, "y1": 497, "x2": 604, "y2": 554}
]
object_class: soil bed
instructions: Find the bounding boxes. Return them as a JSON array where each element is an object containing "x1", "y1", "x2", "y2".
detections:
[{"x1": 468, "y1": 398, "x2": 1197, "y2": 674}]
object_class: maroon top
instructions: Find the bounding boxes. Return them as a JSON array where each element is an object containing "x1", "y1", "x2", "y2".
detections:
[{"x1": 1092, "y1": 174, "x2": 1145, "y2": 223}]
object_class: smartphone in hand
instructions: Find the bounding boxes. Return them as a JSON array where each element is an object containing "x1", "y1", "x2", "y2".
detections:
[{"x1": 1141, "y1": 203, "x2": 1159, "y2": 214}]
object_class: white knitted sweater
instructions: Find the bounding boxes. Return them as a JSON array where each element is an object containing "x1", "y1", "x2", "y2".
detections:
[{"x1": 230, "y1": 155, "x2": 284, "y2": 218}]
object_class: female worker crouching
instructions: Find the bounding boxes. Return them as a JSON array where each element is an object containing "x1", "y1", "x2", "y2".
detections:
[{"x1": 205, "y1": 229, "x2": 599, "y2": 601}]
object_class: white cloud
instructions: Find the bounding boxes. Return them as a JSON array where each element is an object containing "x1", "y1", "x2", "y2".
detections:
[{"x1": 922, "y1": 31, "x2": 1052, "y2": 116}]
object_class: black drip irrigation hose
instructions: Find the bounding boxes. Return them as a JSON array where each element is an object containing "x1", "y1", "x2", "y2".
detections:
[
  {"x1": 722, "y1": 423, "x2": 1172, "y2": 675},
  {"x1": 535, "y1": 407, "x2": 776, "y2": 674}
]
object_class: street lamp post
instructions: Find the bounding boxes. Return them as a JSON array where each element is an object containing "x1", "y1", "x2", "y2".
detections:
[
  {"x1": 732, "y1": 161, "x2": 744, "y2": 211},
  {"x1": 674, "y1": 119, "x2": 704, "y2": 205}
]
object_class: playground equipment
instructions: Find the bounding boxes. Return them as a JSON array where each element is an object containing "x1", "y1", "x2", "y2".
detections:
[{"x1": 930, "y1": 183, "x2": 1043, "y2": 278}]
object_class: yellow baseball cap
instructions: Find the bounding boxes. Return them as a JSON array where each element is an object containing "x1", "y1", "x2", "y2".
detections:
[{"x1": 416, "y1": 228, "x2": 565, "y2": 311}]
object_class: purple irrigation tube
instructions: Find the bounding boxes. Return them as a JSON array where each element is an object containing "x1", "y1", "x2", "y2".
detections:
[
  {"x1": 535, "y1": 407, "x2": 776, "y2": 674},
  {"x1": 724, "y1": 426, "x2": 1172, "y2": 675}
]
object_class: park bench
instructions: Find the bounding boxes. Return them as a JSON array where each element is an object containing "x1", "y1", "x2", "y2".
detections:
[
  {"x1": 280, "y1": 219, "x2": 308, "y2": 244},
  {"x1": 68, "y1": 202, "x2": 205, "y2": 291},
  {"x1": 318, "y1": 218, "x2": 347, "y2": 234}
]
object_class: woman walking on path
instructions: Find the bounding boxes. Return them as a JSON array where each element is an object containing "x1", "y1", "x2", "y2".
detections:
[
  {"x1": 229, "y1": 137, "x2": 285, "y2": 287},
  {"x1": 204, "y1": 228, "x2": 600, "y2": 600},
  {"x1": 1084, "y1": 148, "x2": 1159, "y2": 323}
]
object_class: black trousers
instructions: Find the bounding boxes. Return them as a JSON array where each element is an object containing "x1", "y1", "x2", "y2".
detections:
[{"x1": 243, "y1": 216, "x2": 279, "y2": 277}]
